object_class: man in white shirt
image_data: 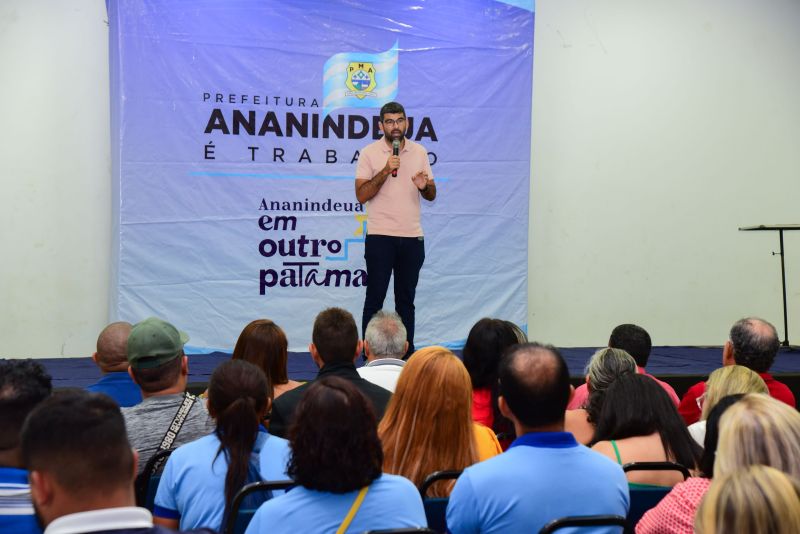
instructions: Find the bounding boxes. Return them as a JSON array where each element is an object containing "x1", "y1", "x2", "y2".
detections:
[{"x1": 358, "y1": 310, "x2": 408, "y2": 392}]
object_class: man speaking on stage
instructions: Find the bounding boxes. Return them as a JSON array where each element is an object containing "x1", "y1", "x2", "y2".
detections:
[{"x1": 355, "y1": 101, "x2": 436, "y2": 358}]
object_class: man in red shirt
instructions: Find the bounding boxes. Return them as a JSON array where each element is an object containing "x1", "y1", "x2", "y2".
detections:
[{"x1": 678, "y1": 317, "x2": 796, "y2": 425}]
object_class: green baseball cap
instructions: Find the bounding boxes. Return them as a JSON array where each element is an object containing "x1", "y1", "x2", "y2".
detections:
[{"x1": 127, "y1": 317, "x2": 190, "y2": 369}]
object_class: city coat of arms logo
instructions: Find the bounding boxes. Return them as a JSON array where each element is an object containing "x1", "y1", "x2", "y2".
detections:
[{"x1": 346, "y1": 62, "x2": 377, "y2": 99}]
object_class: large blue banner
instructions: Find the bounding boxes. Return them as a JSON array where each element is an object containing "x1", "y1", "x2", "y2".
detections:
[{"x1": 109, "y1": 0, "x2": 533, "y2": 351}]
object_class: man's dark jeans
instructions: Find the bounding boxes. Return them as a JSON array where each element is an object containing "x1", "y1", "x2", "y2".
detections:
[{"x1": 362, "y1": 234, "x2": 425, "y2": 357}]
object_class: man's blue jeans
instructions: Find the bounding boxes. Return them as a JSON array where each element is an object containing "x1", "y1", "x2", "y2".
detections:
[{"x1": 362, "y1": 234, "x2": 425, "y2": 357}]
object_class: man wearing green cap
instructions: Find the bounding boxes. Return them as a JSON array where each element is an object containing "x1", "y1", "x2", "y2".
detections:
[{"x1": 121, "y1": 317, "x2": 215, "y2": 472}]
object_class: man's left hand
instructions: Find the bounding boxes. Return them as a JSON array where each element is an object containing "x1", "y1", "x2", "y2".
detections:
[{"x1": 412, "y1": 171, "x2": 431, "y2": 190}]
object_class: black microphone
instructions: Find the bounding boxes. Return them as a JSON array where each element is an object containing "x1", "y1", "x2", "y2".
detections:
[{"x1": 392, "y1": 139, "x2": 400, "y2": 177}]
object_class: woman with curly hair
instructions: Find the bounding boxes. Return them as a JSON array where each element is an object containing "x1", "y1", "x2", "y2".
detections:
[
  {"x1": 245, "y1": 377, "x2": 426, "y2": 533},
  {"x1": 379, "y1": 347, "x2": 502, "y2": 497}
]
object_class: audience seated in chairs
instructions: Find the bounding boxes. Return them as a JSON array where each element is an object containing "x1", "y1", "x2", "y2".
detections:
[
  {"x1": 462, "y1": 318, "x2": 520, "y2": 446},
  {"x1": 591, "y1": 373, "x2": 700, "y2": 488},
  {"x1": 446, "y1": 343, "x2": 629, "y2": 533},
  {"x1": 268, "y1": 307, "x2": 392, "y2": 439},
  {"x1": 0, "y1": 359, "x2": 52, "y2": 534},
  {"x1": 695, "y1": 465, "x2": 800, "y2": 534},
  {"x1": 245, "y1": 377, "x2": 426, "y2": 533},
  {"x1": 231, "y1": 319, "x2": 301, "y2": 399},
  {"x1": 564, "y1": 348, "x2": 637, "y2": 445},
  {"x1": 379, "y1": 346, "x2": 501, "y2": 498},
  {"x1": 153, "y1": 359, "x2": 290, "y2": 532},
  {"x1": 678, "y1": 317, "x2": 795, "y2": 425},
  {"x1": 86, "y1": 321, "x2": 142, "y2": 407},
  {"x1": 636, "y1": 394, "x2": 745, "y2": 534},
  {"x1": 568, "y1": 324, "x2": 679, "y2": 410},
  {"x1": 22, "y1": 390, "x2": 214, "y2": 534},
  {"x1": 686, "y1": 365, "x2": 766, "y2": 446},
  {"x1": 122, "y1": 317, "x2": 215, "y2": 472}
]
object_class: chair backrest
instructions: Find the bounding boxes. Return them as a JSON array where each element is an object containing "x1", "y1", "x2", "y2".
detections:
[
  {"x1": 223, "y1": 479, "x2": 296, "y2": 534},
  {"x1": 539, "y1": 515, "x2": 627, "y2": 534},
  {"x1": 621, "y1": 462, "x2": 691, "y2": 480},
  {"x1": 364, "y1": 529, "x2": 438, "y2": 534},
  {"x1": 418, "y1": 470, "x2": 463, "y2": 534},
  {"x1": 622, "y1": 462, "x2": 689, "y2": 531},
  {"x1": 134, "y1": 448, "x2": 174, "y2": 510}
]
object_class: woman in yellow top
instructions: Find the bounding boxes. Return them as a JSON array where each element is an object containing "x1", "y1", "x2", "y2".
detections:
[{"x1": 379, "y1": 346, "x2": 502, "y2": 497}]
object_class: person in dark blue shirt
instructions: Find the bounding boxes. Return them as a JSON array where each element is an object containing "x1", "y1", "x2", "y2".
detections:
[{"x1": 86, "y1": 322, "x2": 142, "y2": 407}]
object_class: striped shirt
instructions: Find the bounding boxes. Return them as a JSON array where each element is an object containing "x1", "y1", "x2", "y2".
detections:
[{"x1": 0, "y1": 466, "x2": 41, "y2": 533}]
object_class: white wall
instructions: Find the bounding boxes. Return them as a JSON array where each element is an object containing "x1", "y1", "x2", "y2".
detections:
[
  {"x1": 2, "y1": 0, "x2": 799, "y2": 357},
  {"x1": 0, "y1": 0, "x2": 111, "y2": 358},
  {"x1": 530, "y1": 0, "x2": 800, "y2": 346}
]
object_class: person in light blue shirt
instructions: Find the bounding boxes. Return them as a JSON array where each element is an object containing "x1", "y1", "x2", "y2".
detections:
[
  {"x1": 85, "y1": 322, "x2": 142, "y2": 407},
  {"x1": 154, "y1": 360, "x2": 290, "y2": 532},
  {"x1": 245, "y1": 377, "x2": 426, "y2": 534},
  {"x1": 446, "y1": 343, "x2": 630, "y2": 534}
]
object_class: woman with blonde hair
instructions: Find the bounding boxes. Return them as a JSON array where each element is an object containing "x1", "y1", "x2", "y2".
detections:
[
  {"x1": 695, "y1": 465, "x2": 800, "y2": 534},
  {"x1": 379, "y1": 346, "x2": 502, "y2": 497},
  {"x1": 232, "y1": 319, "x2": 301, "y2": 398},
  {"x1": 714, "y1": 393, "x2": 800, "y2": 479},
  {"x1": 687, "y1": 365, "x2": 767, "y2": 445},
  {"x1": 564, "y1": 348, "x2": 636, "y2": 444}
]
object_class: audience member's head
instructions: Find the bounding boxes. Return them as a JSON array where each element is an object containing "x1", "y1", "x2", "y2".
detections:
[
  {"x1": 232, "y1": 318, "x2": 290, "y2": 386},
  {"x1": 93, "y1": 322, "x2": 133, "y2": 373},
  {"x1": 498, "y1": 343, "x2": 570, "y2": 431},
  {"x1": 583, "y1": 347, "x2": 637, "y2": 423},
  {"x1": 700, "y1": 365, "x2": 767, "y2": 421},
  {"x1": 126, "y1": 317, "x2": 189, "y2": 394},
  {"x1": 714, "y1": 393, "x2": 800, "y2": 479},
  {"x1": 379, "y1": 347, "x2": 476, "y2": 497},
  {"x1": 310, "y1": 308, "x2": 361, "y2": 366},
  {"x1": 593, "y1": 373, "x2": 700, "y2": 469},
  {"x1": 725, "y1": 317, "x2": 780, "y2": 373},
  {"x1": 0, "y1": 359, "x2": 52, "y2": 467},
  {"x1": 463, "y1": 318, "x2": 519, "y2": 389},
  {"x1": 697, "y1": 394, "x2": 745, "y2": 478},
  {"x1": 503, "y1": 320, "x2": 528, "y2": 344},
  {"x1": 21, "y1": 390, "x2": 135, "y2": 527},
  {"x1": 288, "y1": 377, "x2": 382, "y2": 493},
  {"x1": 695, "y1": 465, "x2": 800, "y2": 534},
  {"x1": 207, "y1": 359, "x2": 271, "y2": 520},
  {"x1": 364, "y1": 310, "x2": 407, "y2": 361},
  {"x1": 608, "y1": 324, "x2": 652, "y2": 368}
]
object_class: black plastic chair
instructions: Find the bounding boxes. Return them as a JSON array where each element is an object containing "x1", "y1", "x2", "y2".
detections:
[
  {"x1": 134, "y1": 449, "x2": 174, "y2": 510},
  {"x1": 623, "y1": 461, "x2": 690, "y2": 532},
  {"x1": 539, "y1": 515, "x2": 627, "y2": 533},
  {"x1": 222, "y1": 479, "x2": 296, "y2": 534},
  {"x1": 364, "y1": 529, "x2": 437, "y2": 534},
  {"x1": 418, "y1": 470, "x2": 462, "y2": 534}
]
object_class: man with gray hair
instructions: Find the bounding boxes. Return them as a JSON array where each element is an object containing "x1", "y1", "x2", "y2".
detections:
[
  {"x1": 678, "y1": 316, "x2": 795, "y2": 424},
  {"x1": 86, "y1": 321, "x2": 142, "y2": 407},
  {"x1": 357, "y1": 310, "x2": 408, "y2": 392}
]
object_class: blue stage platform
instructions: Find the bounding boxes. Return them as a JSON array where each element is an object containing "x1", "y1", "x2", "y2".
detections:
[{"x1": 34, "y1": 345, "x2": 800, "y2": 400}]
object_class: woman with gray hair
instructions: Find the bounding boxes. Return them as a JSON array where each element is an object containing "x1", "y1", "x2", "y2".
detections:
[{"x1": 564, "y1": 347, "x2": 637, "y2": 444}]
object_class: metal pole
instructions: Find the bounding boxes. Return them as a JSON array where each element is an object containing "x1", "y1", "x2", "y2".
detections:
[{"x1": 779, "y1": 230, "x2": 789, "y2": 346}]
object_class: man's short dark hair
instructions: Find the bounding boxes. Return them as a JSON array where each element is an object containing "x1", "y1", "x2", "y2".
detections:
[
  {"x1": 312, "y1": 308, "x2": 359, "y2": 365},
  {"x1": 0, "y1": 359, "x2": 52, "y2": 450},
  {"x1": 729, "y1": 317, "x2": 780, "y2": 373},
  {"x1": 130, "y1": 352, "x2": 183, "y2": 393},
  {"x1": 21, "y1": 390, "x2": 134, "y2": 495},
  {"x1": 609, "y1": 324, "x2": 652, "y2": 367},
  {"x1": 498, "y1": 343, "x2": 570, "y2": 428},
  {"x1": 379, "y1": 101, "x2": 406, "y2": 122}
]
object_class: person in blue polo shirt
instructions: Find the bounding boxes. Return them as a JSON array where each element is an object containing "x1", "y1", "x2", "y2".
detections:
[
  {"x1": 86, "y1": 322, "x2": 142, "y2": 407},
  {"x1": 446, "y1": 342, "x2": 630, "y2": 534},
  {"x1": 153, "y1": 359, "x2": 290, "y2": 532},
  {"x1": 0, "y1": 360, "x2": 51, "y2": 534}
]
